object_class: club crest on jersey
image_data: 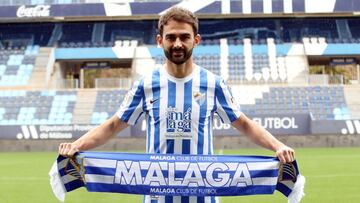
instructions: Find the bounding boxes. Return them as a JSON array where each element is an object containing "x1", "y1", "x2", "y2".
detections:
[
  {"x1": 193, "y1": 92, "x2": 206, "y2": 106},
  {"x1": 166, "y1": 107, "x2": 191, "y2": 134}
]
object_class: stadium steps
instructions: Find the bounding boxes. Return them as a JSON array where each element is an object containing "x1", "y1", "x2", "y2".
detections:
[
  {"x1": 27, "y1": 47, "x2": 53, "y2": 89},
  {"x1": 344, "y1": 85, "x2": 360, "y2": 119},
  {"x1": 72, "y1": 89, "x2": 97, "y2": 124},
  {"x1": 285, "y1": 55, "x2": 309, "y2": 84}
]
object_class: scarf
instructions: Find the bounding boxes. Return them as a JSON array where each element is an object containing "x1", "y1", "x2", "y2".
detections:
[{"x1": 49, "y1": 152, "x2": 305, "y2": 202}]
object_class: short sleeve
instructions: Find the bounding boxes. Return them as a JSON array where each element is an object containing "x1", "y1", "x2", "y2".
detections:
[
  {"x1": 116, "y1": 79, "x2": 145, "y2": 125},
  {"x1": 214, "y1": 79, "x2": 242, "y2": 124}
]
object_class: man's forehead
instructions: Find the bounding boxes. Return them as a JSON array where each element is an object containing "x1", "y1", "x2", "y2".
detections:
[
  {"x1": 162, "y1": 20, "x2": 194, "y2": 35},
  {"x1": 164, "y1": 31, "x2": 192, "y2": 36},
  {"x1": 162, "y1": 28, "x2": 194, "y2": 37}
]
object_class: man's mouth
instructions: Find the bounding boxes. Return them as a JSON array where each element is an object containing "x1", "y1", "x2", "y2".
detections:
[
  {"x1": 173, "y1": 53, "x2": 183, "y2": 57},
  {"x1": 172, "y1": 50, "x2": 184, "y2": 56}
]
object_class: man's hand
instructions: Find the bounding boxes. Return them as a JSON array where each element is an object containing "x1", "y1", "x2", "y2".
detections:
[
  {"x1": 59, "y1": 142, "x2": 79, "y2": 157},
  {"x1": 275, "y1": 145, "x2": 295, "y2": 164}
]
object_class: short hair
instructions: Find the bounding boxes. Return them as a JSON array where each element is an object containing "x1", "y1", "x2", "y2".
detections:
[{"x1": 158, "y1": 7, "x2": 199, "y2": 36}]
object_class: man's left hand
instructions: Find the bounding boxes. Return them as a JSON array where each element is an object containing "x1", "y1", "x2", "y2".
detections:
[{"x1": 275, "y1": 145, "x2": 295, "y2": 164}]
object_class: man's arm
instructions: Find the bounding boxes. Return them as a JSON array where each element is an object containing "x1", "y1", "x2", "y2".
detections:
[
  {"x1": 232, "y1": 114, "x2": 295, "y2": 163},
  {"x1": 59, "y1": 115, "x2": 128, "y2": 157}
]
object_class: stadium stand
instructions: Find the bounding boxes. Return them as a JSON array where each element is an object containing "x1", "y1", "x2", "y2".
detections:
[
  {"x1": 1, "y1": 18, "x2": 359, "y2": 47},
  {"x1": 193, "y1": 39, "x2": 221, "y2": 76},
  {"x1": 227, "y1": 38, "x2": 289, "y2": 84},
  {"x1": 0, "y1": 0, "x2": 359, "y2": 135},
  {"x1": 232, "y1": 85, "x2": 349, "y2": 120},
  {"x1": 0, "y1": 16, "x2": 358, "y2": 121},
  {"x1": 91, "y1": 90, "x2": 126, "y2": 124},
  {"x1": 0, "y1": 90, "x2": 76, "y2": 125},
  {"x1": 88, "y1": 85, "x2": 350, "y2": 123},
  {"x1": 149, "y1": 41, "x2": 222, "y2": 76},
  {"x1": 0, "y1": 45, "x2": 39, "y2": 86},
  {"x1": 1, "y1": 0, "x2": 360, "y2": 176}
]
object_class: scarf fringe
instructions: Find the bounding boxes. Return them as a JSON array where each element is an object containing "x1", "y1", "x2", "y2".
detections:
[
  {"x1": 288, "y1": 175, "x2": 305, "y2": 203},
  {"x1": 49, "y1": 161, "x2": 66, "y2": 202}
]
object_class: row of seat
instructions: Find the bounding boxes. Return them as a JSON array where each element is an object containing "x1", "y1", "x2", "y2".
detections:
[
  {"x1": 91, "y1": 86, "x2": 350, "y2": 124},
  {"x1": 35, "y1": 37, "x2": 360, "y2": 49},
  {"x1": 0, "y1": 85, "x2": 351, "y2": 125},
  {"x1": 150, "y1": 40, "x2": 290, "y2": 84},
  {"x1": 0, "y1": 45, "x2": 39, "y2": 87},
  {"x1": 59, "y1": 41, "x2": 114, "y2": 48},
  {"x1": 91, "y1": 90, "x2": 126, "y2": 124},
  {"x1": 0, "y1": 90, "x2": 77, "y2": 125},
  {"x1": 4, "y1": 17, "x2": 360, "y2": 46},
  {"x1": 228, "y1": 37, "x2": 360, "y2": 45},
  {"x1": 233, "y1": 86, "x2": 349, "y2": 120}
]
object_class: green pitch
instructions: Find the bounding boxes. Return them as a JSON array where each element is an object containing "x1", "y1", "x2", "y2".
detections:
[{"x1": 0, "y1": 147, "x2": 359, "y2": 203}]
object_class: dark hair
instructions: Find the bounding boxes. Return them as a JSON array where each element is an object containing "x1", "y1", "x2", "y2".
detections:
[{"x1": 158, "y1": 7, "x2": 199, "y2": 36}]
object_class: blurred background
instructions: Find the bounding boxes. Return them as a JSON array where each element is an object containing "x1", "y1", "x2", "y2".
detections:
[{"x1": 0, "y1": 0, "x2": 359, "y2": 202}]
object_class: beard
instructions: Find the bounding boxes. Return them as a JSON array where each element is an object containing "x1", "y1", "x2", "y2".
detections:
[{"x1": 164, "y1": 47, "x2": 193, "y2": 65}]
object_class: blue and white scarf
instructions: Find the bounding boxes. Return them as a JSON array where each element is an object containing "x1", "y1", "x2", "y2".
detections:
[{"x1": 49, "y1": 152, "x2": 305, "y2": 203}]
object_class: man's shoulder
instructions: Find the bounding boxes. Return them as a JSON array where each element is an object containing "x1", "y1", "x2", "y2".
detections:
[
  {"x1": 198, "y1": 66, "x2": 218, "y2": 77},
  {"x1": 137, "y1": 67, "x2": 161, "y2": 82}
]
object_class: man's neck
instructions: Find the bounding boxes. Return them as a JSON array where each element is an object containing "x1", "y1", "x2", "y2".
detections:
[{"x1": 165, "y1": 59, "x2": 194, "y2": 78}]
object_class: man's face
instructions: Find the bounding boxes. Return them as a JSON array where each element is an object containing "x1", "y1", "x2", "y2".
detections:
[{"x1": 157, "y1": 20, "x2": 200, "y2": 65}]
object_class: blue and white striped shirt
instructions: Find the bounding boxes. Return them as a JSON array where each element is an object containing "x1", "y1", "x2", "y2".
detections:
[{"x1": 116, "y1": 65, "x2": 242, "y2": 203}]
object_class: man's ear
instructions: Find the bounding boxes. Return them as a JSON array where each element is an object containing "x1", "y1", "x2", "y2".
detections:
[
  {"x1": 194, "y1": 34, "x2": 201, "y2": 47},
  {"x1": 156, "y1": 34, "x2": 163, "y2": 48}
]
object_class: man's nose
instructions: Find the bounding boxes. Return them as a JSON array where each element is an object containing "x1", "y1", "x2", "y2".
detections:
[{"x1": 174, "y1": 38, "x2": 182, "y2": 48}]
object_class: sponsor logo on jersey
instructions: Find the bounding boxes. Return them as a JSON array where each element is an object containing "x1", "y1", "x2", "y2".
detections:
[{"x1": 166, "y1": 107, "x2": 192, "y2": 137}]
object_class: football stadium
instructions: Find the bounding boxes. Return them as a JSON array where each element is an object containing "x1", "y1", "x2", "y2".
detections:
[{"x1": 0, "y1": 0, "x2": 360, "y2": 202}]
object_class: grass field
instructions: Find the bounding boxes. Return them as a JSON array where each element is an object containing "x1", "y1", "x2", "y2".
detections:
[{"x1": 0, "y1": 147, "x2": 359, "y2": 203}]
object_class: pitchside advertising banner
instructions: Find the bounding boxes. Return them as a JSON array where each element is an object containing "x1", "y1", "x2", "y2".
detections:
[
  {"x1": 0, "y1": 125, "x2": 130, "y2": 140},
  {"x1": 311, "y1": 119, "x2": 360, "y2": 135},
  {"x1": 0, "y1": 116, "x2": 359, "y2": 140},
  {"x1": 131, "y1": 114, "x2": 311, "y2": 137}
]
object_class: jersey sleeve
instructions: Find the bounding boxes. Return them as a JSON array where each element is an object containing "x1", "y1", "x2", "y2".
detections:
[
  {"x1": 116, "y1": 79, "x2": 145, "y2": 125},
  {"x1": 214, "y1": 78, "x2": 242, "y2": 124}
]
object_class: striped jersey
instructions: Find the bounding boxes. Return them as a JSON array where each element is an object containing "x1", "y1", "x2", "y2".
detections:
[{"x1": 116, "y1": 65, "x2": 242, "y2": 203}]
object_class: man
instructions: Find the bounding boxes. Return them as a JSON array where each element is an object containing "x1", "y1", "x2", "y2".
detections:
[{"x1": 59, "y1": 7, "x2": 295, "y2": 203}]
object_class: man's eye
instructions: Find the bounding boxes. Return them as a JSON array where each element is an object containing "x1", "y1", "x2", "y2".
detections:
[
  {"x1": 166, "y1": 36, "x2": 175, "y2": 41},
  {"x1": 181, "y1": 36, "x2": 190, "y2": 40}
]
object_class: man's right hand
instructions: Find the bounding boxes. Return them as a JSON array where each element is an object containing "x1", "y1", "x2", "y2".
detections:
[{"x1": 59, "y1": 142, "x2": 79, "y2": 157}]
